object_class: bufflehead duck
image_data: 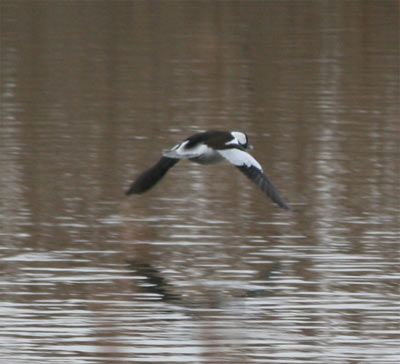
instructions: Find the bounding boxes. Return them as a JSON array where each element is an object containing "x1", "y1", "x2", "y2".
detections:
[{"x1": 126, "y1": 130, "x2": 290, "y2": 210}]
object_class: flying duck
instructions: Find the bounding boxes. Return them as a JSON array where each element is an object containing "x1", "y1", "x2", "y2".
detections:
[{"x1": 126, "y1": 130, "x2": 290, "y2": 210}]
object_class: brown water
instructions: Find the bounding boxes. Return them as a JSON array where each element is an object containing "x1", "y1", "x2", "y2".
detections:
[{"x1": 1, "y1": 1, "x2": 399, "y2": 363}]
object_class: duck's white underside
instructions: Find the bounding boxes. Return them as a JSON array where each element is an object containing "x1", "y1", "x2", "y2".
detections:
[
  {"x1": 163, "y1": 142, "x2": 263, "y2": 170},
  {"x1": 163, "y1": 142, "x2": 222, "y2": 164}
]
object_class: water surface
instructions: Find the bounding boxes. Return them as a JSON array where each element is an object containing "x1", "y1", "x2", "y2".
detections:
[{"x1": 1, "y1": 1, "x2": 399, "y2": 363}]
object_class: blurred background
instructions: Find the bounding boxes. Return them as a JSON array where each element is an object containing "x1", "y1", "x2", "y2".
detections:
[{"x1": 1, "y1": 1, "x2": 399, "y2": 363}]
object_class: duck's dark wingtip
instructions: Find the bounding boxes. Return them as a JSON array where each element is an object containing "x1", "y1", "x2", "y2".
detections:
[
  {"x1": 125, "y1": 188, "x2": 135, "y2": 196},
  {"x1": 280, "y1": 202, "x2": 300, "y2": 212},
  {"x1": 124, "y1": 184, "x2": 137, "y2": 196},
  {"x1": 280, "y1": 200, "x2": 292, "y2": 211},
  {"x1": 125, "y1": 157, "x2": 180, "y2": 197},
  {"x1": 125, "y1": 180, "x2": 152, "y2": 195}
]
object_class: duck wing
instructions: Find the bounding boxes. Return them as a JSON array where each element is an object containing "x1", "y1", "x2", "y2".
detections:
[
  {"x1": 217, "y1": 149, "x2": 290, "y2": 210},
  {"x1": 126, "y1": 157, "x2": 179, "y2": 195}
]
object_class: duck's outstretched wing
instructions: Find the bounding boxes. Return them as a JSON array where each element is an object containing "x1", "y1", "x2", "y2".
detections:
[
  {"x1": 217, "y1": 149, "x2": 290, "y2": 210},
  {"x1": 126, "y1": 157, "x2": 179, "y2": 195}
]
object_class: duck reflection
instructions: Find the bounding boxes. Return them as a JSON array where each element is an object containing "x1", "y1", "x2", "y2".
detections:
[
  {"x1": 126, "y1": 258, "x2": 281, "y2": 304},
  {"x1": 126, "y1": 259, "x2": 181, "y2": 303},
  {"x1": 244, "y1": 261, "x2": 282, "y2": 298}
]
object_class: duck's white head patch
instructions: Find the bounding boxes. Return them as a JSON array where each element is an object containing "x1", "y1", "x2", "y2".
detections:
[{"x1": 229, "y1": 131, "x2": 251, "y2": 149}]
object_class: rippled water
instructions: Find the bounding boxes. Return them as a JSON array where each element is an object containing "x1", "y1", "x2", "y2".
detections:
[{"x1": 1, "y1": 1, "x2": 399, "y2": 363}]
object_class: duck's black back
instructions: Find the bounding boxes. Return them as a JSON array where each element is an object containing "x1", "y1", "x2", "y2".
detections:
[{"x1": 184, "y1": 131, "x2": 233, "y2": 150}]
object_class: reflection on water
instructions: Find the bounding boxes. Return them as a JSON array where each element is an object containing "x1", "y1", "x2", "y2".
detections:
[{"x1": 1, "y1": 0, "x2": 399, "y2": 363}]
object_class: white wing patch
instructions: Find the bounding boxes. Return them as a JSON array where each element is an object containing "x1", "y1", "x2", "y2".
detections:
[
  {"x1": 218, "y1": 148, "x2": 290, "y2": 210},
  {"x1": 217, "y1": 149, "x2": 263, "y2": 170}
]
